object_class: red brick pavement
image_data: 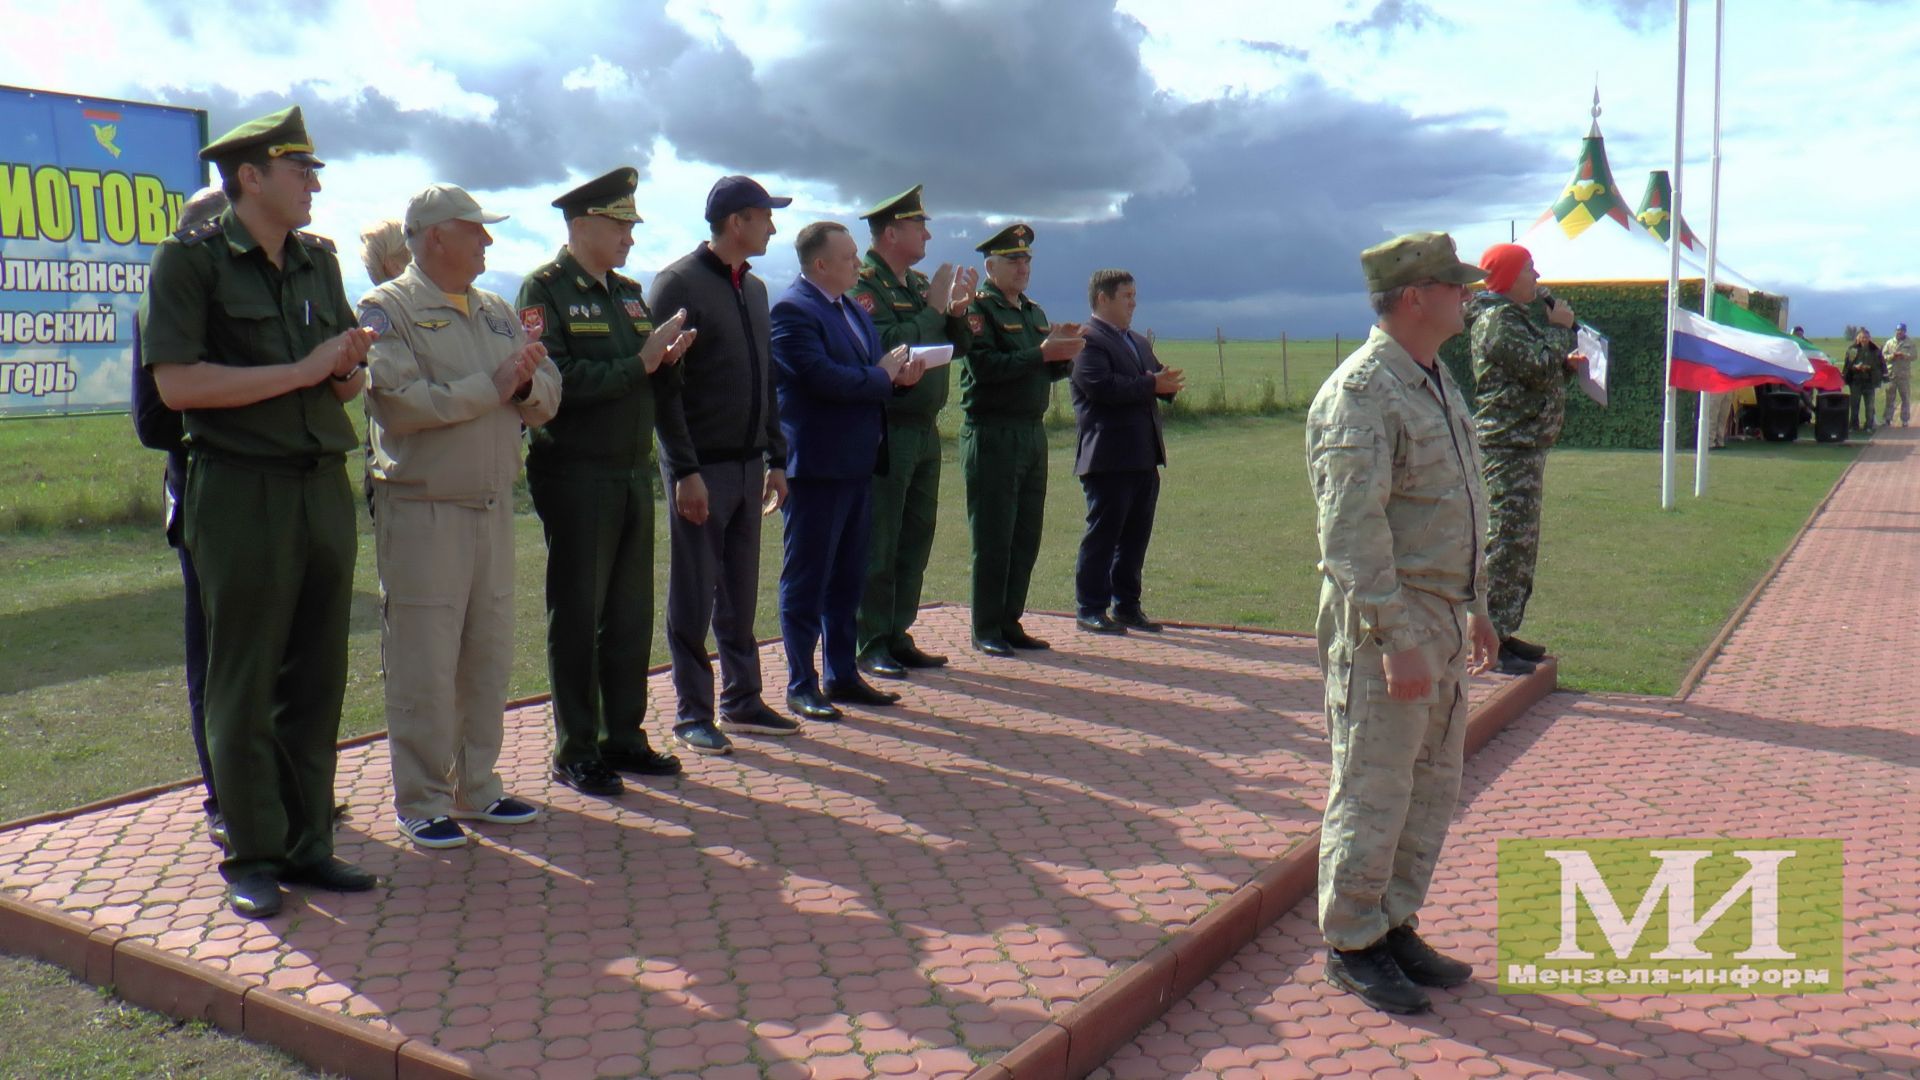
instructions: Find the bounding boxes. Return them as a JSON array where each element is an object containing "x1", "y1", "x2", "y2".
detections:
[
  {"x1": 0, "y1": 607, "x2": 1512, "y2": 1079},
  {"x1": 1104, "y1": 431, "x2": 1920, "y2": 1079}
]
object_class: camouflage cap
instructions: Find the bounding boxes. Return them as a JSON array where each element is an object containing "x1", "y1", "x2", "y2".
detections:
[
  {"x1": 553, "y1": 166, "x2": 643, "y2": 222},
  {"x1": 861, "y1": 184, "x2": 928, "y2": 224},
  {"x1": 200, "y1": 106, "x2": 323, "y2": 168},
  {"x1": 976, "y1": 222, "x2": 1034, "y2": 257},
  {"x1": 1360, "y1": 231, "x2": 1485, "y2": 293}
]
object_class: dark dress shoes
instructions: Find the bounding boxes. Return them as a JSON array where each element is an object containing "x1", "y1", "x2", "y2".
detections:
[
  {"x1": 857, "y1": 652, "x2": 909, "y2": 680},
  {"x1": 1005, "y1": 628, "x2": 1050, "y2": 650},
  {"x1": 825, "y1": 677, "x2": 901, "y2": 707},
  {"x1": 1076, "y1": 613, "x2": 1128, "y2": 635},
  {"x1": 786, "y1": 687, "x2": 842, "y2": 721},
  {"x1": 1112, "y1": 608, "x2": 1164, "y2": 632},
  {"x1": 1325, "y1": 941, "x2": 1431, "y2": 1014},
  {"x1": 1383, "y1": 925, "x2": 1474, "y2": 988},
  {"x1": 1495, "y1": 646, "x2": 1538, "y2": 676},
  {"x1": 601, "y1": 745, "x2": 683, "y2": 776},
  {"x1": 282, "y1": 857, "x2": 378, "y2": 892},
  {"x1": 972, "y1": 636, "x2": 1016, "y2": 658},
  {"x1": 551, "y1": 759, "x2": 626, "y2": 797},
  {"x1": 893, "y1": 641, "x2": 948, "y2": 668},
  {"x1": 226, "y1": 873, "x2": 283, "y2": 919},
  {"x1": 1502, "y1": 636, "x2": 1548, "y2": 662},
  {"x1": 208, "y1": 813, "x2": 229, "y2": 852}
]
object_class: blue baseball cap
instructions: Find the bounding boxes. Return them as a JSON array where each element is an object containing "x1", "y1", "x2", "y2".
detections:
[{"x1": 705, "y1": 175, "x2": 792, "y2": 224}]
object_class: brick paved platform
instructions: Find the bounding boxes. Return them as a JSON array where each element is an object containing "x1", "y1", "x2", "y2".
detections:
[
  {"x1": 1105, "y1": 431, "x2": 1920, "y2": 1079},
  {"x1": 0, "y1": 607, "x2": 1517, "y2": 1079}
]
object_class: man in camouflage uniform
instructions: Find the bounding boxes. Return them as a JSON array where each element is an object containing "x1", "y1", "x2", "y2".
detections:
[
  {"x1": 1307, "y1": 231, "x2": 1501, "y2": 1015},
  {"x1": 847, "y1": 186, "x2": 975, "y2": 679},
  {"x1": 960, "y1": 224, "x2": 1084, "y2": 656},
  {"x1": 1464, "y1": 243, "x2": 1587, "y2": 674},
  {"x1": 1881, "y1": 323, "x2": 1912, "y2": 428}
]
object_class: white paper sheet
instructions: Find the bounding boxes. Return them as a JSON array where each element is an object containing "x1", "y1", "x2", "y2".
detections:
[
  {"x1": 911, "y1": 345, "x2": 954, "y2": 368},
  {"x1": 1577, "y1": 324, "x2": 1610, "y2": 406}
]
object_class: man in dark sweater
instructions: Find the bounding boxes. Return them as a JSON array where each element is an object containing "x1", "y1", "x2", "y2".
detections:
[{"x1": 650, "y1": 176, "x2": 797, "y2": 755}]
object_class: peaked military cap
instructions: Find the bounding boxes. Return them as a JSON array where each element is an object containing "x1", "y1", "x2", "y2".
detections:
[
  {"x1": 976, "y1": 222, "x2": 1034, "y2": 257},
  {"x1": 553, "y1": 166, "x2": 643, "y2": 222},
  {"x1": 200, "y1": 106, "x2": 323, "y2": 168},
  {"x1": 861, "y1": 184, "x2": 929, "y2": 224}
]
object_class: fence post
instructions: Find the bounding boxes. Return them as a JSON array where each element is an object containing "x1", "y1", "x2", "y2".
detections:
[
  {"x1": 1214, "y1": 327, "x2": 1227, "y2": 403},
  {"x1": 1334, "y1": 332, "x2": 1341, "y2": 366},
  {"x1": 1281, "y1": 331, "x2": 1290, "y2": 402}
]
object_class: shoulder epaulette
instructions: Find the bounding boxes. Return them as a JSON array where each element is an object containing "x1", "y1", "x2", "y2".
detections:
[
  {"x1": 292, "y1": 230, "x2": 336, "y2": 254},
  {"x1": 1341, "y1": 354, "x2": 1382, "y2": 392},
  {"x1": 174, "y1": 217, "x2": 224, "y2": 246},
  {"x1": 535, "y1": 264, "x2": 560, "y2": 282},
  {"x1": 858, "y1": 266, "x2": 877, "y2": 279}
]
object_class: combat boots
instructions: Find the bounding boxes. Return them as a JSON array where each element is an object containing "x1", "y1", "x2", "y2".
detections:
[
  {"x1": 1384, "y1": 925, "x2": 1475, "y2": 987},
  {"x1": 1325, "y1": 941, "x2": 1431, "y2": 1014}
]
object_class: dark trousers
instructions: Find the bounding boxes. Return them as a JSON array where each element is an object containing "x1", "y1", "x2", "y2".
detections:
[
  {"x1": 779, "y1": 477, "x2": 871, "y2": 694},
  {"x1": 177, "y1": 540, "x2": 216, "y2": 815},
  {"x1": 662, "y1": 458, "x2": 767, "y2": 725},
  {"x1": 529, "y1": 469, "x2": 655, "y2": 766},
  {"x1": 1075, "y1": 469, "x2": 1160, "y2": 617},
  {"x1": 1850, "y1": 385, "x2": 1877, "y2": 430},
  {"x1": 961, "y1": 421, "x2": 1048, "y2": 639},
  {"x1": 184, "y1": 454, "x2": 354, "y2": 883},
  {"x1": 857, "y1": 420, "x2": 941, "y2": 659}
]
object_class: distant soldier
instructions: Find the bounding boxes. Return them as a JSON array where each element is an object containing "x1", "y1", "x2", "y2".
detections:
[
  {"x1": 847, "y1": 185, "x2": 976, "y2": 680},
  {"x1": 1881, "y1": 323, "x2": 1912, "y2": 428},
  {"x1": 1465, "y1": 243, "x2": 1587, "y2": 674},
  {"x1": 959, "y1": 224, "x2": 1083, "y2": 657},
  {"x1": 1307, "y1": 231, "x2": 1500, "y2": 1015},
  {"x1": 1843, "y1": 329, "x2": 1886, "y2": 433},
  {"x1": 142, "y1": 107, "x2": 377, "y2": 917}
]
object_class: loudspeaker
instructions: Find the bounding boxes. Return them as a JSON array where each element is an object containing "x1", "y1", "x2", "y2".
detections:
[
  {"x1": 1814, "y1": 392, "x2": 1849, "y2": 443},
  {"x1": 1760, "y1": 391, "x2": 1801, "y2": 442}
]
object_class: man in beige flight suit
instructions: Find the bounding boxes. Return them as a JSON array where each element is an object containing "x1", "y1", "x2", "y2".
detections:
[
  {"x1": 1882, "y1": 322, "x2": 1913, "y2": 428},
  {"x1": 1306, "y1": 231, "x2": 1502, "y2": 1015},
  {"x1": 362, "y1": 184, "x2": 562, "y2": 849}
]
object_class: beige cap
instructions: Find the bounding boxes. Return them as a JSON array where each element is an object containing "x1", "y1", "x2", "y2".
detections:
[
  {"x1": 404, "y1": 183, "x2": 508, "y2": 234},
  {"x1": 1360, "y1": 231, "x2": 1486, "y2": 293}
]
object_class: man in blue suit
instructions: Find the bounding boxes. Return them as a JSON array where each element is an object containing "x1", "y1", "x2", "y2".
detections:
[
  {"x1": 770, "y1": 221, "x2": 926, "y2": 721},
  {"x1": 1070, "y1": 270, "x2": 1183, "y2": 634}
]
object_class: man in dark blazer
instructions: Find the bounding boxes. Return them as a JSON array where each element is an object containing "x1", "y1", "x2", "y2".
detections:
[
  {"x1": 770, "y1": 221, "x2": 925, "y2": 721},
  {"x1": 1070, "y1": 270, "x2": 1183, "y2": 634}
]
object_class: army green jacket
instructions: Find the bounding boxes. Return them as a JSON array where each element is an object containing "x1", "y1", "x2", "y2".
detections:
[
  {"x1": 141, "y1": 207, "x2": 358, "y2": 461},
  {"x1": 1307, "y1": 327, "x2": 1490, "y2": 655},
  {"x1": 847, "y1": 251, "x2": 970, "y2": 422},
  {"x1": 961, "y1": 281, "x2": 1067, "y2": 423},
  {"x1": 515, "y1": 247, "x2": 688, "y2": 475},
  {"x1": 1465, "y1": 291, "x2": 1579, "y2": 450}
]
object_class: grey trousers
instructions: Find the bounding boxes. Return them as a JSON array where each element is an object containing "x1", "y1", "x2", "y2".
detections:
[{"x1": 662, "y1": 458, "x2": 768, "y2": 725}]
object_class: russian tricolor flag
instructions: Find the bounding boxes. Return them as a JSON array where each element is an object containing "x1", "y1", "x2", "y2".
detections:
[{"x1": 1668, "y1": 308, "x2": 1815, "y2": 393}]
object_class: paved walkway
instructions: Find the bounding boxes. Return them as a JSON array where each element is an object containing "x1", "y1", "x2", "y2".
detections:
[
  {"x1": 0, "y1": 607, "x2": 1510, "y2": 1079},
  {"x1": 1105, "y1": 431, "x2": 1920, "y2": 1078}
]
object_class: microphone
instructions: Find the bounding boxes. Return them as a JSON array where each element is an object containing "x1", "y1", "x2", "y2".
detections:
[{"x1": 1536, "y1": 285, "x2": 1557, "y2": 310}]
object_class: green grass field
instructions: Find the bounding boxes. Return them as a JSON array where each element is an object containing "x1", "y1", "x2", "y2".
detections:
[{"x1": 0, "y1": 365, "x2": 1861, "y2": 1076}]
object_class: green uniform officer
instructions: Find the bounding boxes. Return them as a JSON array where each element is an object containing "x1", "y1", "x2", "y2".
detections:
[
  {"x1": 847, "y1": 185, "x2": 976, "y2": 678},
  {"x1": 959, "y1": 224, "x2": 1084, "y2": 656},
  {"x1": 141, "y1": 106, "x2": 378, "y2": 918},
  {"x1": 516, "y1": 167, "x2": 696, "y2": 799}
]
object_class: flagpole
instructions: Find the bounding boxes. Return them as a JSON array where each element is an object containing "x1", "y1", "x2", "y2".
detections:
[
  {"x1": 1693, "y1": 0, "x2": 1724, "y2": 496},
  {"x1": 1661, "y1": 0, "x2": 1689, "y2": 510}
]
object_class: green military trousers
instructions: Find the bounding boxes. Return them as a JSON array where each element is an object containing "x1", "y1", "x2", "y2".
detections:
[
  {"x1": 528, "y1": 468, "x2": 655, "y2": 766},
  {"x1": 960, "y1": 420, "x2": 1047, "y2": 640},
  {"x1": 1481, "y1": 447, "x2": 1549, "y2": 641},
  {"x1": 857, "y1": 419, "x2": 942, "y2": 659},
  {"x1": 184, "y1": 452, "x2": 356, "y2": 883},
  {"x1": 1315, "y1": 579, "x2": 1469, "y2": 951}
]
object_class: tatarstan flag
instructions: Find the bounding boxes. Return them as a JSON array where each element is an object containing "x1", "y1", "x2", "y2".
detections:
[
  {"x1": 1707, "y1": 294, "x2": 1845, "y2": 392},
  {"x1": 1635, "y1": 170, "x2": 1702, "y2": 251},
  {"x1": 1543, "y1": 125, "x2": 1634, "y2": 239}
]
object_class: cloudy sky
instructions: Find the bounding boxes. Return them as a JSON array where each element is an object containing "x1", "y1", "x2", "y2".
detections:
[{"x1": 8, "y1": 0, "x2": 1915, "y2": 336}]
